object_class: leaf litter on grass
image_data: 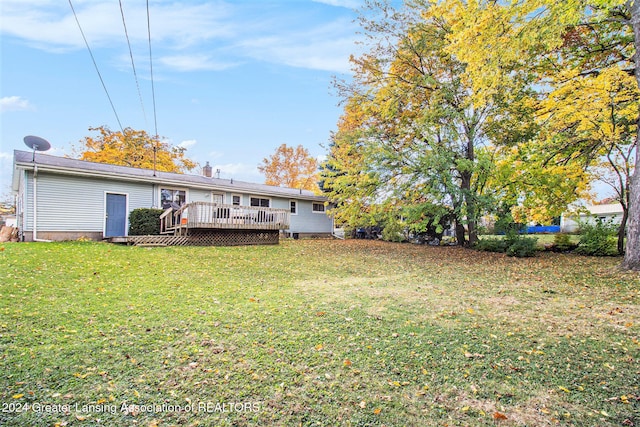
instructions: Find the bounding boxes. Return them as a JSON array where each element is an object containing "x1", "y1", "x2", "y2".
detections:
[{"x1": 0, "y1": 240, "x2": 638, "y2": 426}]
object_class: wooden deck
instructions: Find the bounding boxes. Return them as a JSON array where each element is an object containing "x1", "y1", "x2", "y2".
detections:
[{"x1": 160, "y1": 202, "x2": 290, "y2": 235}]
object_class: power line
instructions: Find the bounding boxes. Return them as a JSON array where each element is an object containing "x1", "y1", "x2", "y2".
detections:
[
  {"x1": 146, "y1": 0, "x2": 159, "y2": 139},
  {"x1": 68, "y1": 0, "x2": 124, "y2": 133},
  {"x1": 119, "y1": 0, "x2": 148, "y2": 128}
]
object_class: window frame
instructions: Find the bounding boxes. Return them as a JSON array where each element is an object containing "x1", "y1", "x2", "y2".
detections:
[
  {"x1": 312, "y1": 202, "x2": 326, "y2": 213},
  {"x1": 160, "y1": 187, "x2": 187, "y2": 209},
  {"x1": 250, "y1": 196, "x2": 271, "y2": 208}
]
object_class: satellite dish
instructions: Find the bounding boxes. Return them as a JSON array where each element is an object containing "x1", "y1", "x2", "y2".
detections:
[
  {"x1": 24, "y1": 135, "x2": 51, "y2": 152},
  {"x1": 24, "y1": 135, "x2": 51, "y2": 162}
]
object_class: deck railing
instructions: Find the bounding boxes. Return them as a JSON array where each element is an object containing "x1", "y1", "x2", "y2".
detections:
[{"x1": 160, "y1": 202, "x2": 290, "y2": 234}]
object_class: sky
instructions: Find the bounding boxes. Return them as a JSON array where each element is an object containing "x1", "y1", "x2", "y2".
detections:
[{"x1": 0, "y1": 0, "x2": 366, "y2": 194}]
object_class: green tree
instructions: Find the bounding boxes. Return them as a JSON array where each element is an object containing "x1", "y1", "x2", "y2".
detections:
[{"x1": 75, "y1": 126, "x2": 196, "y2": 173}]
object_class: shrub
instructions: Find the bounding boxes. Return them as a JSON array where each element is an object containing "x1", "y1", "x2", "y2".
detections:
[
  {"x1": 475, "y1": 234, "x2": 538, "y2": 257},
  {"x1": 129, "y1": 208, "x2": 164, "y2": 235},
  {"x1": 382, "y1": 221, "x2": 407, "y2": 243},
  {"x1": 575, "y1": 219, "x2": 618, "y2": 256},
  {"x1": 475, "y1": 237, "x2": 508, "y2": 253},
  {"x1": 551, "y1": 233, "x2": 578, "y2": 252},
  {"x1": 505, "y1": 236, "x2": 538, "y2": 257}
]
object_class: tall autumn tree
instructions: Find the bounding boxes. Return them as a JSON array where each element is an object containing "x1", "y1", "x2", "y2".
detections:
[
  {"x1": 439, "y1": 0, "x2": 640, "y2": 269},
  {"x1": 322, "y1": 96, "x2": 383, "y2": 229},
  {"x1": 324, "y1": 1, "x2": 542, "y2": 246},
  {"x1": 258, "y1": 144, "x2": 319, "y2": 191},
  {"x1": 75, "y1": 126, "x2": 196, "y2": 173}
]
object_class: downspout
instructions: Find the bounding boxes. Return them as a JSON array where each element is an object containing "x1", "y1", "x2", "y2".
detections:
[{"x1": 32, "y1": 164, "x2": 51, "y2": 242}]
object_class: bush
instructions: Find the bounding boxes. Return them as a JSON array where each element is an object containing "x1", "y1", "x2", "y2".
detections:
[
  {"x1": 550, "y1": 233, "x2": 578, "y2": 252},
  {"x1": 475, "y1": 237, "x2": 508, "y2": 253},
  {"x1": 129, "y1": 208, "x2": 164, "y2": 235},
  {"x1": 475, "y1": 234, "x2": 538, "y2": 257},
  {"x1": 505, "y1": 236, "x2": 538, "y2": 257},
  {"x1": 575, "y1": 219, "x2": 618, "y2": 256},
  {"x1": 382, "y1": 221, "x2": 407, "y2": 243}
]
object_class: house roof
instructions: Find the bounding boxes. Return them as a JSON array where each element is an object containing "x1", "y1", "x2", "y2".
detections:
[
  {"x1": 12, "y1": 150, "x2": 327, "y2": 202},
  {"x1": 587, "y1": 203, "x2": 624, "y2": 215}
]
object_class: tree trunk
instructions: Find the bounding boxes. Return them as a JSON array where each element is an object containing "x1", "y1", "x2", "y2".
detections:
[
  {"x1": 622, "y1": 1, "x2": 640, "y2": 270},
  {"x1": 455, "y1": 221, "x2": 467, "y2": 246},
  {"x1": 618, "y1": 207, "x2": 628, "y2": 256},
  {"x1": 622, "y1": 170, "x2": 640, "y2": 269},
  {"x1": 461, "y1": 172, "x2": 478, "y2": 247}
]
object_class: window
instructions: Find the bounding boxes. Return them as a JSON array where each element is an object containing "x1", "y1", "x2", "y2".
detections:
[
  {"x1": 290, "y1": 200, "x2": 297, "y2": 215},
  {"x1": 212, "y1": 193, "x2": 224, "y2": 205},
  {"x1": 161, "y1": 188, "x2": 186, "y2": 209},
  {"x1": 250, "y1": 197, "x2": 270, "y2": 208},
  {"x1": 232, "y1": 195, "x2": 241, "y2": 206},
  {"x1": 312, "y1": 202, "x2": 325, "y2": 213}
]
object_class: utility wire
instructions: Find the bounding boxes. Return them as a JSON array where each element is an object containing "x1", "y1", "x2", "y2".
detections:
[
  {"x1": 119, "y1": 0, "x2": 148, "y2": 128},
  {"x1": 146, "y1": 0, "x2": 159, "y2": 139},
  {"x1": 68, "y1": 0, "x2": 124, "y2": 133}
]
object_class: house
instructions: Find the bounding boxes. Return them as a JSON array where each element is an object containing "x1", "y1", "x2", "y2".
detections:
[
  {"x1": 11, "y1": 150, "x2": 333, "y2": 242},
  {"x1": 560, "y1": 203, "x2": 624, "y2": 233}
]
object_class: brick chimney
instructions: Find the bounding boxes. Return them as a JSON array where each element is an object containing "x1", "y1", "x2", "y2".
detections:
[{"x1": 203, "y1": 161, "x2": 212, "y2": 178}]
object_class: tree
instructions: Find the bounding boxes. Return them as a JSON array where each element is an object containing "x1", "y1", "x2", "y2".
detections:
[
  {"x1": 75, "y1": 126, "x2": 196, "y2": 173},
  {"x1": 538, "y1": 67, "x2": 638, "y2": 254},
  {"x1": 440, "y1": 0, "x2": 640, "y2": 269},
  {"x1": 322, "y1": 97, "x2": 384, "y2": 229},
  {"x1": 258, "y1": 144, "x2": 320, "y2": 191},
  {"x1": 324, "y1": 1, "x2": 537, "y2": 246}
]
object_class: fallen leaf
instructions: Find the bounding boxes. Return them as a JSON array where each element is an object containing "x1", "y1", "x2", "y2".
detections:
[
  {"x1": 493, "y1": 411, "x2": 508, "y2": 420},
  {"x1": 373, "y1": 408, "x2": 381, "y2": 415},
  {"x1": 12, "y1": 394, "x2": 24, "y2": 399},
  {"x1": 359, "y1": 401, "x2": 366, "y2": 409}
]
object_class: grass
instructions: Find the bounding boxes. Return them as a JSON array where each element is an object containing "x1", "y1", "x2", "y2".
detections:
[{"x1": 0, "y1": 239, "x2": 638, "y2": 426}]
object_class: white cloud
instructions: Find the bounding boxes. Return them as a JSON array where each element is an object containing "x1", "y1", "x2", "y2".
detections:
[
  {"x1": 0, "y1": 152, "x2": 12, "y2": 160},
  {"x1": 0, "y1": 96, "x2": 33, "y2": 113},
  {"x1": 237, "y1": 18, "x2": 360, "y2": 73},
  {"x1": 0, "y1": 1, "x2": 360, "y2": 74},
  {"x1": 178, "y1": 139, "x2": 197, "y2": 149},
  {"x1": 211, "y1": 162, "x2": 261, "y2": 181},
  {"x1": 207, "y1": 150, "x2": 224, "y2": 160},
  {"x1": 0, "y1": 1, "x2": 235, "y2": 51},
  {"x1": 158, "y1": 55, "x2": 240, "y2": 72},
  {"x1": 312, "y1": 0, "x2": 362, "y2": 9}
]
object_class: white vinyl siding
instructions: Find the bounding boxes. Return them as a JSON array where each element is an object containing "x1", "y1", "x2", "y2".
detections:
[
  {"x1": 23, "y1": 171, "x2": 152, "y2": 232},
  {"x1": 288, "y1": 200, "x2": 333, "y2": 233}
]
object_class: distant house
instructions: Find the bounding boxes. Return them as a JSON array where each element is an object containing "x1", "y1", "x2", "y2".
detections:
[
  {"x1": 560, "y1": 203, "x2": 624, "y2": 233},
  {"x1": 12, "y1": 150, "x2": 333, "y2": 242}
]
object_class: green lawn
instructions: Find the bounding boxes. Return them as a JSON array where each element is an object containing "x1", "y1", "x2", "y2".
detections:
[{"x1": 0, "y1": 240, "x2": 638, "y2": 426}]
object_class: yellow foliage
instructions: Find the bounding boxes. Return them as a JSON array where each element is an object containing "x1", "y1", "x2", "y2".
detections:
[
  {"x1": 75, "y1": 126, "x2": 196, "y2": 173},
  {"x1": 258, "y1": 144, "x2": 320, "y2": 192}
]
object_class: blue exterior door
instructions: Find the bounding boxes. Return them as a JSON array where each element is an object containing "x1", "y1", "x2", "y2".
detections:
[{"x1": 105, "y1": 193, "x2": 127, "y2": 237}]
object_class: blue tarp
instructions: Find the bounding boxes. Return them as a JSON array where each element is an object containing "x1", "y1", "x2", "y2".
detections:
[{"x1": 526, "y1": 225, "x2": 560, "y2": 234}]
